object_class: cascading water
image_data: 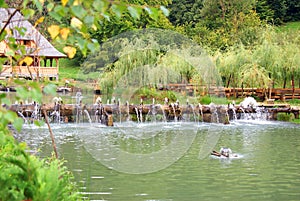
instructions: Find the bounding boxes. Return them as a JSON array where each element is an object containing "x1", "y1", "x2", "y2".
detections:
[
  {"x1": 171, "y1": 103, "x2": 178, "y2": 122},
  {"x1": 83, "y1": 109, "x2": 92, "y2": 124},
  {"x1": 135, "y1": 107, "x2": 140, "y2": 123},
  {"x1": 229, "y1": 103, "x2": 237, "y2": 121},
  {"x1": 209, "y1": 103, "x2": 219, "y2": 123},
  {"x1": 126, "y1": 101, "x2": 130, "y2": 121},
  {"x1": 199, "y1": 104, "x2": 204, "y2": 122},
  {"x1": 17, "y1": 111, "x2": 28, "y2": 124}
]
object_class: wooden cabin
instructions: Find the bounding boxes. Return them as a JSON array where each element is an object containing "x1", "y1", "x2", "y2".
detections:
[{"x1": 0, "y1": 8, "x2": 66, "y2": 80}]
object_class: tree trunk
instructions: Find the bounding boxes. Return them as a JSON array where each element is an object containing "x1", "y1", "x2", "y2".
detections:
[
  {"x1": 226, "y1": 74, "x2": 232, "y2": 88},
  {"x1": 283, "y1": 77, "x2": 287, "y2": 88},
  {"x1": 291, "y1": 73, "x2": 295, "y2": 99}
]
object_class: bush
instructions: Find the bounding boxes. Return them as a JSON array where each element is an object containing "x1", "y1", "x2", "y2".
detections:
[
  {"x1": 0, "y1": 132, "x2": 81, "y2": 201},
  {"x1": 288, "y1": 99, "x2": 300, "y2": 105},
  {"x1": 277, "y1": 113, "x2": 295, "y2": 121},
  {"x1": 198, "y1": 95, "x2": 229, "y2": 105}
]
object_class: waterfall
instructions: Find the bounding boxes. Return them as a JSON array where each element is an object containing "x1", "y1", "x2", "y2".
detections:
[
  {"x1": 229, "y1": 103, "x2": 237, "y2": 121},
  {"x1": 17, "y1": 111, "x2": 28, "y2": 124},
  {"x1": 188, "y1": 104, "x2": 196, "y2": 122},
  {"x1": 171, "y1": 103, "x2": 177, "y2": 122},
  {"x1": 198, "y1": 103, "x2": 204, "y2": 122},
  {"x1": 159, "y1": 104, "x2": 167, "y2": 122},
  {"x1": 209, "y1": 103, "x2": 219, "y2": 123},
  {"x1": 83, "y1": 109, "x2": 92, "y2": 124},
  {"x1": 135, "y1": 107, "x2": 140, "y2": 123},
  {"x1": 126, "y1": 101, "x2": 130, "y2": 121}
]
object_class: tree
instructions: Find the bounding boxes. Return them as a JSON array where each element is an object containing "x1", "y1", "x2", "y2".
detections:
[
  {"x1": 266, "y1": 0, "x2": 287, "y2": 24},
  {"x1": 255, "y1": 0, "x2": 274, "y2": 22},
  {"x1": 285, "y1": 0, "x2": 300, "y2": 21},
  {"x1": 168, "y1": 0, "x2": 203, "y2": 26}
]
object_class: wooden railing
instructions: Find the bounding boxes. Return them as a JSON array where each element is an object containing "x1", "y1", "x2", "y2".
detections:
[{"x1": 1, "y1": 65, "x2": 58, "y2": 79}]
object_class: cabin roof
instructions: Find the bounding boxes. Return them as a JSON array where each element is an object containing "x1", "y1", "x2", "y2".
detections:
[{"x1": 0, "y1": 8, "x2": 66, "y2": 58}]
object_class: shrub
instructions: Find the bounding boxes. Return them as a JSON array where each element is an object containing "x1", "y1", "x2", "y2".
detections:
[
  {"x1": 198, "y1": 95, "x2": 229, "y2": 105},
  {"x1": 0, "y1": 132, "x2": 81, "y2": 201},
  {"x1": 277, "y1": 113, "x2": 295, "y2": 121}
]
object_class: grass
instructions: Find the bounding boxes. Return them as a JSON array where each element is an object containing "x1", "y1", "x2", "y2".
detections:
[
  {"x1": 276, "y1": 21, "x2": 300, "y2": 32},
  {"x1": 292, "y1": 118, "x2": 300, "y2": 124},
  {"x1": 59, "y1": 58, "x2": 80, "y2": 80}
]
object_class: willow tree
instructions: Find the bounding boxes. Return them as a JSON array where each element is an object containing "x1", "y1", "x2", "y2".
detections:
[
  {"x1": 280, "y1": 42, "x2": 300, "y2": 97},
  {"x1": 251, "y1": 29, "x2": 281, "y2": 88},
  {"x1": 215, "y1": 45, "x2": 252, "y2": 88},
  {"x1": 239, "y1": 63, "x2": 272, "y2": 99},
  {"x1": 82, "y1": 27, "x2": 220, "y2": 101}
]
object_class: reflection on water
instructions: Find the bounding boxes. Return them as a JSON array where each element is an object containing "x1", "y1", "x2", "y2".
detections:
[{"x1": 19, "y1": 121, "x2": 300, "y2": 201}]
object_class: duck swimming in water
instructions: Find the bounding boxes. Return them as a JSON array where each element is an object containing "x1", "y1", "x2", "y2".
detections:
[{"x1": 211, "y1": 147, "x2": 237, "y2": 158}]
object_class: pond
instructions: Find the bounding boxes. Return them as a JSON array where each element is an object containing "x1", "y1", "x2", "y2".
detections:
[{"x1": 19, "y1": 120, "x2": 300, "y2": 201}]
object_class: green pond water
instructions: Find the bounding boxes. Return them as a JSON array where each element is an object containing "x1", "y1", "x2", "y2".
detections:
[{"x1": 20, "y1": 120, "x2": 300, "y2": 201}]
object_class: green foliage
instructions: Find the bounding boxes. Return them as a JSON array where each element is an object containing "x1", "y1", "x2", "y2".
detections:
[
  {"x1": 0, "y1": 77, "x2": 77, "y2": 200},
  {"x1": 0, "y1": 133, "x2": 81, "y2": 201},
  {"x1": 198, "y1": 95, "x2": 211, "y2": 104},
  {"x1": 198, "y1": 95, "x2": 229, "y2": 105},
  {"x1": 131, "y1": 87, "x2": 178, "y2": 103},
  {"x1": 292, "y1": 118, "x2": 300, "y2": 124},
  {"x1": 161, "y1": 90, "x2": 177, "y2": 102},
  {"x1": 277, "y1": 113, "x2": 295, "y2": 121},
  {"x1": 168, "y1": 0, "x2": 203, "y2": 26},
  {"x1": 288, "y1": 99, "x2": 300, "y2": 105}
]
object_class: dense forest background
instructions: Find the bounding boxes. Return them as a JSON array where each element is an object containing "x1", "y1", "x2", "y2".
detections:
[{"x1": 5, "y1": 0, "x2": 299, "y2": 89}]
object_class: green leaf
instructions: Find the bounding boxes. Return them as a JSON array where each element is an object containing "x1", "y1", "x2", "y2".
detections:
[
  {"x1": 49, "y1": 11, "x2": 62, "y2": 22},
  {"x1": 84, "y1": 15, "x2": 94, "y2": 25},
  {"x1": 71, "y1": 5, "x2": 87, "y2": 19},
  {"x1": 0, "y1": 93, "x2": 6, "y2": 99},
  {"x1": 47, "y1": 2, "x2": 54, "y2": 11},
  {"x1": 111, "y1": 4, "x2": 126, "y2": 18},
  {"x1": 101, "y1": 13, "x2": 110, "y2": 21},
  {"x1": 0, "y1": 31, "x2": 6, "y2": 41},
  {"x1": 21, "y1": 8, "x2": 35, "y2": 19},
  {"x1": 5, "y1": 49, "x2": 15, "y2": 57},
  {"x1": 53, "y1": 5, "x2": 68, "y2": 18},
  {"x1": 128, "y1": 6, "x2": 141, "y2": 20},
  {"x1": 87, "y1": 40, "x2": 100, "y2": 53},
  {"x1": 43, "y1": 84, "x2": 57, "y2": 96},
  {"x1": 4, "y1": 111, "x2": 17, "y2": 122},
  {"x1": 76, "y1": 37, "x2": 87, "y2": 51},
  {"x1": 33, "y1": 0, "x2": 43, "y2": 12},
  {"x1": 1, "y1": 97, "x2": 11, "y2": 106},
  {"x1": 160, "y1": 6, "x2": 169, "y2": 17},
  {"x1": 93, "y1": 0, "x2": 109, "y2": 13},
  {"x1": 149, "y1": 8, "x2": 159, "y2": 21},
  {"x1": 31, "y1": 88, "x2": 42, "y2": 103},
  {"x1": 144, "y1": 7, "x2": 152, "y2": 15},
  {"x1": 0, "y1": 0, "x2": 7, "y2": 8},
  {"x1": 13, "y1": 117, "x2": 24, "y2": 132},
  {"x1": 16, "y1": 86, "x2": 29, "y2": 100},
  {"x1": 33, "y1": 120, "x2": 45, "y2": 127},
  {"x1": 14, "y1": 79, "x2": 26, "y2": 85}
]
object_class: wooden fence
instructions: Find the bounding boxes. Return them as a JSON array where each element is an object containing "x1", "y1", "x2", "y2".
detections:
[
  {"x1": 1, "y1": 65, "x2": 58, "y2": 80},
  {"x1": 165, "y1": 84, "x2": 300, "y2": 100}
]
